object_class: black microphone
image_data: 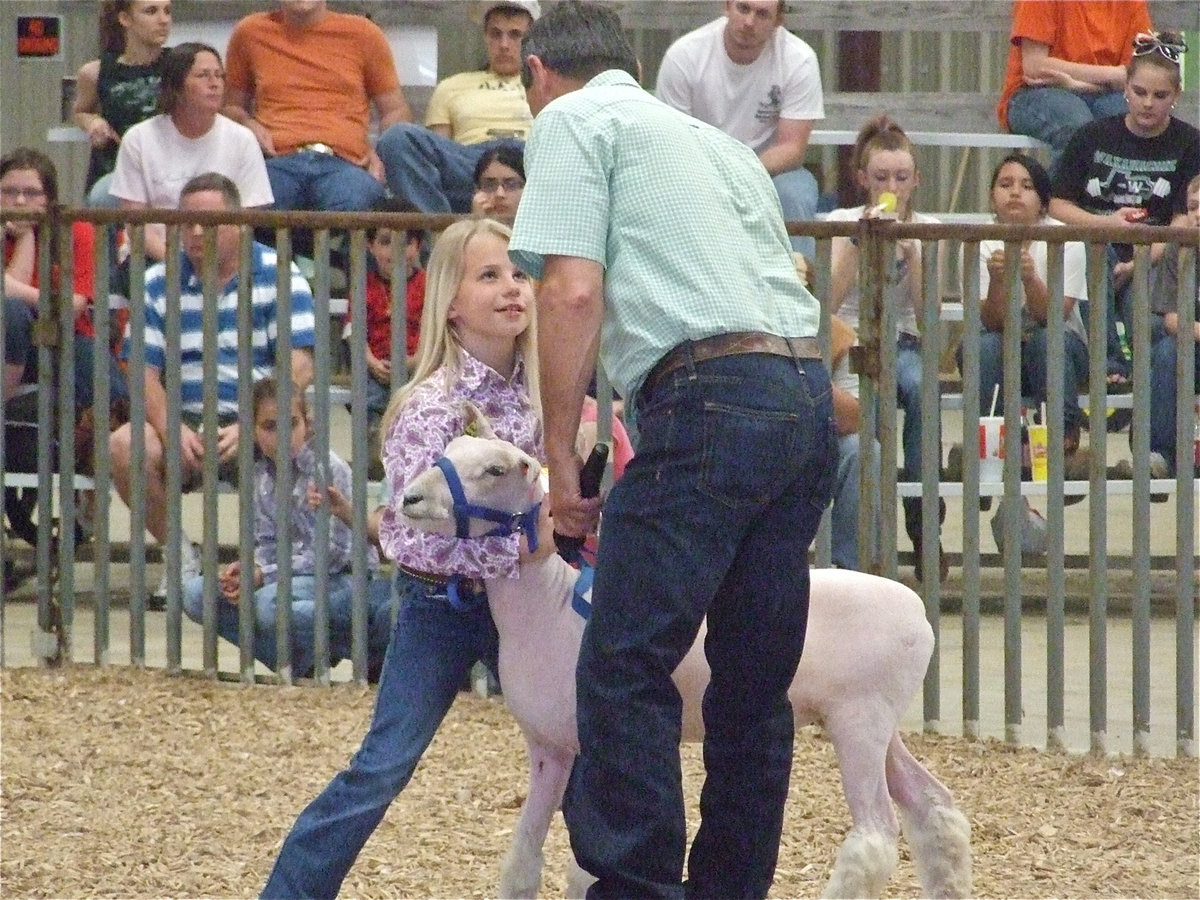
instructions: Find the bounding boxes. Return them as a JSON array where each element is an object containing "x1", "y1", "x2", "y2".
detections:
[{"x1": 554, "y1": 442, "x2": 609, "y2": 560}]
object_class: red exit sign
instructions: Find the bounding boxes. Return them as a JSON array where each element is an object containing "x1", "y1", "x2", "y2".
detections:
[{"x1": 17, "y1": 16, "x2": 62, "y2": 59}]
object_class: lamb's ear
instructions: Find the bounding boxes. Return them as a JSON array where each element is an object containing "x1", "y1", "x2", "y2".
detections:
[{"x1": 462, "y1": 402, "x2": 497, "y2": 440}]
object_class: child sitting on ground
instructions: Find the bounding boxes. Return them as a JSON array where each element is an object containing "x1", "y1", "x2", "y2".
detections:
[{"x1": 183, "y1": 377, "x2": 382, "y2": 679}]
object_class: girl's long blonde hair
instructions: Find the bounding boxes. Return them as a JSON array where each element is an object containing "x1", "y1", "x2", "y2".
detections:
[{"x1": 379, "y1": 218, "x2": 540, "y2": 446}]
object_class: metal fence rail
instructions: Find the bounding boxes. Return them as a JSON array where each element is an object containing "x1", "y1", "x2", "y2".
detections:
[{"x1": 2, "y1": 206, "x2": 1196, "y2": 757}]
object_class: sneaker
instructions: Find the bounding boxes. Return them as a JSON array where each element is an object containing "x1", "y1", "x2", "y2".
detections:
[
  {"x1": 150, "y1": 540, "x2": 201, "y2": 610},
  {"x1": 1149, "y1": 452, "x2": 1170, "y2": 503}
]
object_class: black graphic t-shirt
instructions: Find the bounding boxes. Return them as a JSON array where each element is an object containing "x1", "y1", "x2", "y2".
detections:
[
  {"x1": 86, "y1": 50, "x2": 169, "y2": 191},
  {"x1": 1053, "y1": 114, "x2": 1200, "y2": 226}
]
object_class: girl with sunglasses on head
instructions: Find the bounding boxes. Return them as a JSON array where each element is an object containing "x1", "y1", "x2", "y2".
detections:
[
  {"x1": 1048, "y1": 31, "x2": 1199, "y2": 391},
  {"x1": 999, "y1": 0, "x2": 1153, "y2": 170}
]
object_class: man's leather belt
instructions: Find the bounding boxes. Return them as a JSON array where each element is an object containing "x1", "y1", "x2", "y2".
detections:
[
  {"x1": 642, "y1": 332, "x2": 821, "y2": 400},
  {"x1": 296, "y1": 142, "x2": 336, "y2": 156}
]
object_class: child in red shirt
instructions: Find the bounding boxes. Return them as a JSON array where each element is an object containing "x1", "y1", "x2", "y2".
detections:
[{"x1": 346, "y1": 197, "x2": 425, "y2": 422}]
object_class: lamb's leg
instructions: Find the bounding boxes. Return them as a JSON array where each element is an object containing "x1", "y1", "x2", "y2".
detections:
[
  {"x1": 820, "y1": 713, "x2": 899, "y2": 899},
  {"x1": 565, "y1": 854, "x2": 597, "y2": 899},
  {"x1": 499, "y1": 741, "x2": 574, "y2": 900},
  {"x1": 885, "y1": 733, "x2": 973, "y2": 899}
]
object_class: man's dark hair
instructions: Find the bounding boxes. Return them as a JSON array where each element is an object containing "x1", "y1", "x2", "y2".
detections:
[
  {"x1": 179, "y1": 172, "x2": 242, "y2": 209},
  {"x1": 520, "y1": 1, "x2": 637, "y2": 89}
]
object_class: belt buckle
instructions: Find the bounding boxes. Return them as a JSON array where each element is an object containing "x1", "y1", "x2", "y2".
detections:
[{"x1": 300, "y1": 142, "x2": 334, "y2": 156}]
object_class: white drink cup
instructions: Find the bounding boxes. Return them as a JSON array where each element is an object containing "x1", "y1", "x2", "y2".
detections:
[{"x1": 979, "y1": 416, "x2": 1005, "y2": 483}]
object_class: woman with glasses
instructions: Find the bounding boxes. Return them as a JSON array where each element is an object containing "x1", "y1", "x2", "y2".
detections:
[
  {"x1": 109, "y1": 42, "x2": 272, "y2": 263},
  {"x1": 2, "y1": 147, "x2": 126, "y2": 410},
  {"x1": 1049, "y1": 31, "x2": 1199, "y2": 390},
  {"x1": 998, "y1": 0, "x2": 1153, "y2": 170},
  {"x1": 469, "y1": 141, "x2": 525, "y2": 219}
]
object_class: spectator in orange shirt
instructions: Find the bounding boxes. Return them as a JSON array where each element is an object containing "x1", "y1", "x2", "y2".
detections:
[
  {"x1": 998, "y1": 0, "x2": 1152, "y2": 170},
  {"x1": 223, "y1": 0, "x2": 412, "y2": 215}
]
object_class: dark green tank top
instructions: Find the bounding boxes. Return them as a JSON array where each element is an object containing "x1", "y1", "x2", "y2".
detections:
[{"x1": 85, "y1": 50, "x2": 168, "y2": 191}]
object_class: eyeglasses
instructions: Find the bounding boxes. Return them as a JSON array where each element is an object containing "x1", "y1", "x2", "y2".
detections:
[
  {"x1": 478, "y1": 177, "x2": 525, "y2": 194},
  {"x1": 1133, "y1": 32, "x2": 1186, "y2": 63},
  {"x1": 0, "y1": 186, "x2": 46, "y2": 201}
]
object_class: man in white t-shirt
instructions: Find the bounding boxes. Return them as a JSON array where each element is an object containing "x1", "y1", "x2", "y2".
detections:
[
  {"x1": 377, "y1": 1, "x2": 539, "y2": 213},
  {"x1": 656, "y1": 0, "x2": 823, "y2": 258}
]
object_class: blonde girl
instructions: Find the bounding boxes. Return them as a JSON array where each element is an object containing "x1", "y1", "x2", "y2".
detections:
[{"x1": 262, "y1": 218, "x2": 549, "y2": 899}]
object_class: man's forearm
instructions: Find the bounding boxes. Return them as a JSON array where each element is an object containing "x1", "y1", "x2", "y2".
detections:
[
  {"x1": 537, "y1": 257, "x2": 604, "y2": 463},
  {"x1": 758, "y1": 142, "x2": 806, "y2": 177},
  {"x1": 221, "y1": 104, "x2": 251, "y2": 125}
]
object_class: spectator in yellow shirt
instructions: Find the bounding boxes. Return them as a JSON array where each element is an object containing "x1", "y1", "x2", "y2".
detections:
[{"x1": 377, "y1": 1, "x2": 538, "y2": 213}]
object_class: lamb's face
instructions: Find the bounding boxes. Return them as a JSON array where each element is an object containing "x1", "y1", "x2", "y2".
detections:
[{"x1": 401, "y1": 435, "x2": 543, "y2": 537}]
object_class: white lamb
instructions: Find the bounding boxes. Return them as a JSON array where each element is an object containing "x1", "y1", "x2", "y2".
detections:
[{"x1": 399, "y1": 416, "x2": 972, "y2": 899}]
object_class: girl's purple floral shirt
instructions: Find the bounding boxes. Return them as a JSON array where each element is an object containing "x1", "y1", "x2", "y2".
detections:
[{"x1": 379, "y1": 348, "x2": 543, "y2": 580}]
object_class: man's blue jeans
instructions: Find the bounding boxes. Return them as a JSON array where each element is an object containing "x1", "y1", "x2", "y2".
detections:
[
  {"x1": 260, "y1": 571, "x2": 499, "y2": 899},
  {"x1": 1007, "y1": 87, "x2": 1127, "y2": 172},
  {"x1": 1149, "y1": 335, "x2": 1200, "y2": 471},
  {"x1": 831, "y1": 431, "x2": 880, "y2": 571},
  {"x1": 376, "y1": 123, "x2": 521, "y2": 213},
  {"x1": 564, "y1": 352, "x2": 837, "y2": 899},
  {"x1": 773, "y1": 166, "x2": 819, "y2": 261},
  {"x1": 977, "y1": 327, "x2": 1089, "y2": 433},
  {"x1": 266, "y1": 150, "x2": 385, "y2": 213}
]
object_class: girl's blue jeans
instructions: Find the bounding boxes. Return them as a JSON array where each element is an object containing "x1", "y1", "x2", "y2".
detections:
[
  {"x1": 260, "y1": 571, "x2": 499, "y2": 899},
  {"x1": 564, "y1": 352, "x2": 837, "y2": 899}
]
